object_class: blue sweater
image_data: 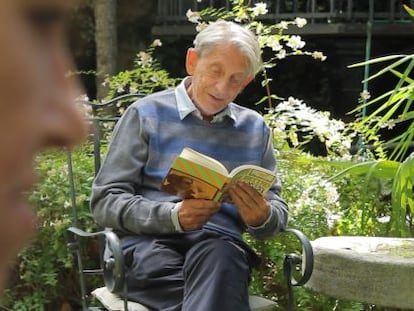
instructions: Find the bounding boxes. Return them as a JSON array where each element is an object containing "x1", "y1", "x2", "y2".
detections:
[{"x1": 91, "y1": 83, "x2": 288, "y2": 242}]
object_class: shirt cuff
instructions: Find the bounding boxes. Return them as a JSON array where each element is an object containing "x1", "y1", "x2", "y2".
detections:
[
  {"x1": 247, "y1": 206, "x2": 274, "y2": 230},
  {"x1": 171, "y1": 202, "x2": 184, "y2": 232}
]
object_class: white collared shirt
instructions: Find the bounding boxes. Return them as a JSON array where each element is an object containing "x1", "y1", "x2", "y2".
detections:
[{"x1": 174, "y1": 77, "x2": 236, "y2": 123}]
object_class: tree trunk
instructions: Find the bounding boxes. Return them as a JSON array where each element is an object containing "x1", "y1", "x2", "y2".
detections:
[{"x1": 94, "y1": 0, "x2": 117, "y2": 99}]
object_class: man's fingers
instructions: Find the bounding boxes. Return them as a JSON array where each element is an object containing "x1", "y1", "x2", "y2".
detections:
[{"x1": 177, "y1": 199, "x2": 220, "y2": 231}]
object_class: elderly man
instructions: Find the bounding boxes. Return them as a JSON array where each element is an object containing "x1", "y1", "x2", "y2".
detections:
[{"x1": 91, "y1": 20, "x2": 288, "y2": 311}]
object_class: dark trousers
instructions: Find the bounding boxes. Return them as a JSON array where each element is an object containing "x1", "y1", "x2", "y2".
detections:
[{"x1": 122, "y1": 230, "x2": 257, "y2": 311}]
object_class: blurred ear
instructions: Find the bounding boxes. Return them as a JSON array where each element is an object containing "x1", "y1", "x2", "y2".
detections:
[{"x1": 185, "y1": 48, "x2": 198, "y2": 76}]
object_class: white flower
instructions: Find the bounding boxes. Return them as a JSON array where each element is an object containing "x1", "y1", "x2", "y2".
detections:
[
  {"x1": 251, "y1": 2, "x2": 268, "y2": 17},
  {"x1": 196, "y1": 22, "x2": 208, "y2": 32},
  {"x1": 129, "y1": 85, "x2": 138, "y2": 94},
  {"x1": 327, "y1": 212, "x2": 342, "y2": 228},
  {"x1": 102, "y1": 77, "x2": 111, "y2": 87},
  {"x1": 312, "y1": 51, "x2": 327, "y2": 61},
  {"x1": 385, "y1": 121, "x2": 396, "y2": 130},
  {"x1": 323, "y1": 181, "x2": 340, "y2": 204},
  {"x1": 276, "y1": 49, "x2": 286, "y2": 59},
  {"x1": 186, "y1": 9, "x2": 200, "y2": 24},
  {"x1": 266, "y1": 36, "x2": 283, "y2": 51},
  {"x1": 116, "y1": 85, "x2": 125, "y2": 93},
  {"x1": 271, "y1": 96, "x2": 354, "y2": 156},
  {"x1": 137, "y1": 51, "x2": 152, "y2": 67},
  {"x1": 152, "y1": 39, "x2": 162, "y2": 47},
  {"x1": 294, "y1": 17, "x2": 307, "y2": 28},
  {"x1": 377, "y1": 216, "x2": 390, "y2": 223},
  {"x1": 150, "y1": 75, "x2": 159, "y2": 82},
  {"x1": 255, "y1": 22, "x2": 264, "y2": 35},
  {"x1": 272, "y1": 120, "x2": 287, "y2": 132},
  {"x1": 278, "y1": 21, "x2": 289, "y2": 30},
  {"x1": 258, "y1": 35, "x2": 268, "y2": 48},
  {"x1": 286, "y1": 35, "x2": 305, "y2": 50},
  {"x1": 360, "y1": 90, "x2": 371, "y2": 100},
  {"x1": 235, "y1": 10, "x2": 249, "y2": 22},
  {"x1": 290, "y1": 97, "x2": 302, "y2": 105}
]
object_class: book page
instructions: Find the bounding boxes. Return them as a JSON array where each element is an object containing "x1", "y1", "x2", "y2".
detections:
[
  {"x1": 180, "y1": 148, "x2": 229, "y2": 176},
  {"x1": 230, "y1": 165, "x2": 276, "y2": 195}
]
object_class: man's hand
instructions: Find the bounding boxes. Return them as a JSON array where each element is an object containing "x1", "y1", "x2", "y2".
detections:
[
  {"x1": 178, "y1": 199, "x2": 220, "y2": 231},
  {"x1": 228, "y1": 182, "x2": 270, "y2": 227}
]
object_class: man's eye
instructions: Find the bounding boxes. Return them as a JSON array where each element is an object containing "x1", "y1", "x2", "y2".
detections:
[
  {"x1": 26, "y1": 7, "x2": 67, "y2": 36},
  {"x1": 208, "y1": 67, "x2": 221, "y2": 77},
  {"x1": 230, "y1": 77, "x2": 243, "y2": 86},
  {"x1": 232, "y1": 78, "x2": 242, "y2": 84}
]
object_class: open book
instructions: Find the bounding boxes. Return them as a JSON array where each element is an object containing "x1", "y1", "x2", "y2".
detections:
[{"x1": 161, "y1": 147, "x2": 277, "y2": 201}]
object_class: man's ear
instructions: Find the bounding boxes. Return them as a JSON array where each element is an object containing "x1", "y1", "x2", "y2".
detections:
[{"x1": 185, "y1": 48, "x2": 198, "y2": 75}]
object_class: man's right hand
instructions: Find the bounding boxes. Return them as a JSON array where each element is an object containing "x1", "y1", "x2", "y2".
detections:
[{"x1": 178, "y1": 199, "x2": 220, "y2": 231}]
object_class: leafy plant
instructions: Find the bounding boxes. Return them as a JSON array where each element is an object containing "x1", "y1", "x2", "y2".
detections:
[
  {"x1": 332, "y1": 4, "x2": 414, "y2": 238},
  {"x1": 349, "y1": 54, "x2": 414, "y2": 161},
  {"x1": 390, "y1": 153, "x2": 414, "y2": 236},
  {"x1": 102, "y1": 39, "x2": 178, "y2": 113},
  {"x1": 0, "y1": 146, "x2": 99, "y2": 310}
]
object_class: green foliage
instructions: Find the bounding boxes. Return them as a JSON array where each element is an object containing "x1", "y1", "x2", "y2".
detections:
[
  {"x1": 246, "y1": 146, "x2": 381, "y2": 309},
  {"x1": 349, "y1": 54, "x2": 414, "y2": 161},
  {"x1": 103, "y1": 39, "x2": 179, "y2": 108},
  {"x1": 335, "y1": 15, "x2": 414, "y2": 238},
  {"x1": 390, "y1": 153, "x2": 414, "y2": 236},
  {"x1": 1, "y1": 146, "x2": 99, "y2": 310},
  {"x1": 403, "y1": 4, "x2": 414, "y2": 17}
]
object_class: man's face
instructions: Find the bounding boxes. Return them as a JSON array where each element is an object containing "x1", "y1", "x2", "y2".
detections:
[
  {"x1": 185, "y1": 44, "x2": 252, "y2": 119},
  {"x1": 0, "y1": 0, "x2": 86, "y2": 291}
]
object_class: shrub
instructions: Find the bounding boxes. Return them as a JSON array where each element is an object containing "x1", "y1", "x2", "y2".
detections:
[{"x1": 1, "y1": 146, "x2": 99, "y2": 310}]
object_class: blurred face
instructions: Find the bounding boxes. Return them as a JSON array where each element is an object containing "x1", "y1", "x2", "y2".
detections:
[
  {"x1": 0, "y1": 0, "x2": 86, "y2": 291},
  {"x1": 185, "y1": 44, "x2": 253, "y2": 120}
]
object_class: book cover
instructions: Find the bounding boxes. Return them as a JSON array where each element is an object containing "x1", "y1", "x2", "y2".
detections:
[{"x1": 161, "y1": 148, "x2": 276, "y2": 201}]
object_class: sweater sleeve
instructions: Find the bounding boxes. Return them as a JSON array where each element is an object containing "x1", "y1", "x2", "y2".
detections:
[
  {"x1": 246, "y1": 127, "x2": 289, "y2": 239},
  {"x1": 90, "y1": 105, "x2": 177, "y2": 234}
]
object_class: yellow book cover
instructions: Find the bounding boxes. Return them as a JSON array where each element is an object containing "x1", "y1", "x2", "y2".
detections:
[{"x1": 161, "y1": 147, "x2": 276, "y2": 201}]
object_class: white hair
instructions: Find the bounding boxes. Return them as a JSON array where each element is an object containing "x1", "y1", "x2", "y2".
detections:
[{"x1": 193, "y1": 20, "x2": 263, "y2": 76}]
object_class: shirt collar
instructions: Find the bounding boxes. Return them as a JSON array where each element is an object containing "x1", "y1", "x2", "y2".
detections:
[{"x1": 174, "y1": 77, "x2": 236, "y2": 123}]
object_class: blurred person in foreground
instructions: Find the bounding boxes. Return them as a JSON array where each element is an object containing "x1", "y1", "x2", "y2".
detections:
[
  {"x1": 0, "y1": 0, "x2": 87, "y2": 293},
  {"x1": 91, "y1": 20, "x2": 288, "y2": 311}
]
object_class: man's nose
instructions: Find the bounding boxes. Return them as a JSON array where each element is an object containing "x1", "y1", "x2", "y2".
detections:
[
  {"x1": 43, "y1": 93, "x2": 89, "y2": 148},
  {"x1": 214, "y1": 78, "x2": 229, "y2": 96},
  {"x1": 41, "y1": 54, "x2": 88, "y2": 148}
]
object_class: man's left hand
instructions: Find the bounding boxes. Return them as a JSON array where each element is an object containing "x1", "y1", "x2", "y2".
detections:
[{"x1": 227, "y1": 182, "x2": 270, "y2": 227}]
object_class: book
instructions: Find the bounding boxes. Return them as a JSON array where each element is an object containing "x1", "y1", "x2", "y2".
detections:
[{"x1": 161, "y1": 147, "x2": 277, "y2": 201}]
